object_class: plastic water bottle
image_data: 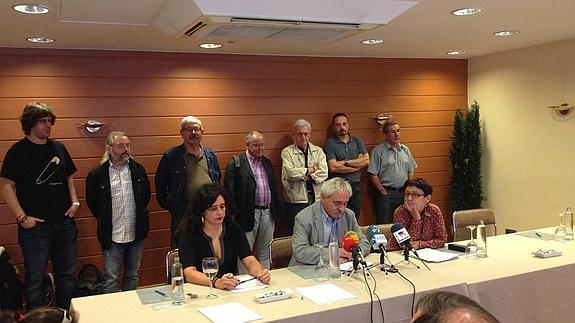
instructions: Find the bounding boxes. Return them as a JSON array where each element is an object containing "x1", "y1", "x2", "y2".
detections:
[
  {"x1": 563, "y1": 207, "x2": 573, "y2": 241},
  {"x1": 171, "y1": 257, "x2": 185, "y2": 305},
  {"x1": 328, "y1": 234, "x2": 340, "y2": 279},
  {"x1": 476, "y1": 220, "x2": 488, "y2": 258}
]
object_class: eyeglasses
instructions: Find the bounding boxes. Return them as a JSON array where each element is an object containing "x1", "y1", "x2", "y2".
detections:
[
  {"x1": 404, "y1": 191, "x2": 425, "y2": 198},
  {"x1": 183, "y1": 127, "x2": 202, "y2": 133},
  {"x1": 110, "y1": 143, "x2": 130, "y2": 149}
]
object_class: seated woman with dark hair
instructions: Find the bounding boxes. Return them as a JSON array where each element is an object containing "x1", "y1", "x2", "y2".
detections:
[
  {"x1": 386, "y1": 178, "x2": 448, "y2": 251},
  {"x1": 177, "y1": 184, "x2": 270, "y2": 290}
]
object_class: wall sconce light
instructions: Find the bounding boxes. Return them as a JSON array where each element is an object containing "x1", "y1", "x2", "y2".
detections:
[
  {"x1": 547, "y1": 103, "x2": 575, "y2": 121},
  {"x1": 375, "y1": 113, "x2": 392, "y2": 129},
  {"x1": 79, "y1": 120, "x2": 107, "y2": 133}
]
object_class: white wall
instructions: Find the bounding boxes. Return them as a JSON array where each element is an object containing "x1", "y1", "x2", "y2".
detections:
[{"x1": 469, "y1": 37, "x2": 575, "y2": 232}]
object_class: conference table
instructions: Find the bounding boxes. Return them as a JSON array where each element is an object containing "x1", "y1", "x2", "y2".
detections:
[{"x1": 71, "y1": 228, "x2": 575, "y2": 323}]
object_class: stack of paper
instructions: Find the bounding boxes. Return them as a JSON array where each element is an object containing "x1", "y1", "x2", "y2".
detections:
[
  {"x1": 409, "y1": 248, "x2": 459, "y2": 262},
  {"x1": 296, "y1": 284, "x2": 356, "y2": 305},
  {"x1": 198, "y1": 302, "x2": 261, "y2": 323}
]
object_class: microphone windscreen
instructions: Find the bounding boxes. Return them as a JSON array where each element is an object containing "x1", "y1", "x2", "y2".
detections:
[
  {"x1": 366, "y1": 225, "x2": 380, "y2": 241},
  {"x1": 390, "y1": 223, "x2": 403, "y2": 234},
  {"x1": 342, "y1": 236, "x2": 357, "y2": 252},
  {"x1": 344, "y1": 231, "x2": 359, "y2": 244}
]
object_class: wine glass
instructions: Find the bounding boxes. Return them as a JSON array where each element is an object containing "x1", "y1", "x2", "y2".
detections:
[
  {"x1": 465, "y1": 225, "x2": 478, "y2": 258},
  {"x1": 202, "y1": 257, "x2": 219, "y2": 299},
  {"x1": 554, "y1": 213, "x2": 567, "y2": 241},
  {"x1": 314, "y1": 243, "x2": 329, "y2": 281}
]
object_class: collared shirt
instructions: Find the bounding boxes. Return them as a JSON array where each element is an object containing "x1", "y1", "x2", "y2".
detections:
[
  {"x1": 324, "y1": 134, "x2": 367, "y2": 183},
  {"x1": 367, "y1": 141, "x2": 417, "y2": 188},
  {"x1": 185, "y1": 147, "x2": 212, "y2": 201},
  {"x1": 386, "y1": 203, "x2": 448, "y2": 251},
  {"x1": 109, "y1": 161, "x2": 136, "y2": 243},
  {"x1": 246, "y1": 150, "x2": 271, "y2": 206},
  {"x1": 320, "y1": 203, "x2": 339, "y2": 245}
]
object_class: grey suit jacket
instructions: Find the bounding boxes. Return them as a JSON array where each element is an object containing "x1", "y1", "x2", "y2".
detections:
[{"x1": 289, "y1": 201, "x2": 370, "y2": 266}]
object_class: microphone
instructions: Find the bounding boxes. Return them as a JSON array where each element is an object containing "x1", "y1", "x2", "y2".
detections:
[
  {"x1": 342, "y1": 231, "x2": 366, "y2": 270},
  {"x1": 390, "y1": 223, "x2": 420, "y2": 258},
  {"x1": 366, "y1": 225, "x2": 388, "y2": 252}
]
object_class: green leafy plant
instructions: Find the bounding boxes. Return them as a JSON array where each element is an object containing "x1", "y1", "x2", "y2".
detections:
[{"x1": 449, "y1": 101, "x2": 484, "y2": 212}]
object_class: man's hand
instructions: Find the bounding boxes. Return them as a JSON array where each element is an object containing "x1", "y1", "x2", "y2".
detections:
[
  {"x1": 65, "y1": 204, "x2": 80, "y2": 218},
  {"x1": 20, "y1": 215, "x2": 44, "y2": 229}
]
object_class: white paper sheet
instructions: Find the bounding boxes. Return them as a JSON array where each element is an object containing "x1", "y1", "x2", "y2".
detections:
[
  {"x1": 230, "y1": 274, "x2": 268, "y2": 293},
  {"x1": 409, "y1": 248, "x2": 459, "y2": 262},
  {"x1": 296, "y1": 284, "x2": 356, "y2": 305},
  {"x1": 198, "y1": 302, "x2": 261, "y2": 323},
  {"x1": 339, "y1": 260, "x2": 374, "y2": 272}
]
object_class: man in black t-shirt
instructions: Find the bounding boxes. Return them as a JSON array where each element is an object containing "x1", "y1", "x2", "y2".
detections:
[{"x1": 0, "y1": 102, "x2": 80, "y2": 310}]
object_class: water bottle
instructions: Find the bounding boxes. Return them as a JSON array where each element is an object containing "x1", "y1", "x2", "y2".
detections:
[
  {"x1": 476, "y1": 220, "x2": 488, "y2": 258},
  {"x1": 171, "y1": 257, "x2": 185, "y2": 305},
  {"x1": 328, "y1": 234, "x2": 340, "y2": 279},
  {"x1": 563, "y1": 207, "x2": 573, "y2": 241}
]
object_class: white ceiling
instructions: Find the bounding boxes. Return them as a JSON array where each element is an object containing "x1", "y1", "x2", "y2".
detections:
[{"x1": 2, "y1": 0, "x2": 575, "y2": 59}]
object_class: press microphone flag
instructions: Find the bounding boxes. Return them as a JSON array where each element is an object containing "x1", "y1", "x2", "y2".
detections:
[
  {"x1": 366, "y1": 225, "x2": 388, "y2": 250},
  {"x1": 391, "y1": 223, "x2": 411, "y2": 246}
]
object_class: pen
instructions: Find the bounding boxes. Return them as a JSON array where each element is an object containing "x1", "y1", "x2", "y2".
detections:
[
  {"x1": 155, "y1": 290, "x2": 167, "y2": 297},
  {"x1": 237, "y1": 276, "x2": 258, "y2": 285},
  {"x1": 535, "y1": 232, "x2": 542, "y2": 238}
]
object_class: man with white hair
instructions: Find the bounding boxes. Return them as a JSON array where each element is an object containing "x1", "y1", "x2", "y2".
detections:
[
  {"x1": 289, "y1": 177, "x2": 369, "y2": 266},
  {"x1": 281, "y1": 119, "x2": 328, "y2": 234},
  {"x1": 155, "y1": 116, "x2": 221, "y2": 246},
  {"x1": 86, "y1": 131, "x2": 151, "y2": 293}
]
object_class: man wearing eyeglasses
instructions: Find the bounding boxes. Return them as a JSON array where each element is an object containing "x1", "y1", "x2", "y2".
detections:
[
  {"x1": 224, "y1": 131, "x2": 281, "y2": 270},
  {"x1": 85, "y1": 131, "x2": 151, "y2": 293},
  {"x1": 1, "y1": 102, "x2": 79, "y2": 310},
  {"x1": 155, "y1": 116, "x2": 221, "y2": 247},
  {"x1": 368, "y1": 120, "x2": 417, "y2": 224}
]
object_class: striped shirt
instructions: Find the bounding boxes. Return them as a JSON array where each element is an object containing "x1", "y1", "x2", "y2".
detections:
[{"x1": 247, "y1": 151, "x2": 271, "y2": 207}]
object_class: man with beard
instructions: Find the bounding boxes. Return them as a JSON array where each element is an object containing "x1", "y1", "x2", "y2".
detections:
[
  {"x1": 155, "y1": 116, "x2": 221, "y2": 246},
  {"x1": 1, "y1": 102, "x2": 79, "y2": 310},
  {"x1": 289, "y1": 177, "x2": 369, "y2": 266},
  {"x1": 86, "y1": 131, "x2": 151, "y2": 293},
  {"x1": 323, "y1": 113, "x2": 369, "y2": 220},
  {"x1": 368, "y1": 120, "x2": 417, "y2": 224}
]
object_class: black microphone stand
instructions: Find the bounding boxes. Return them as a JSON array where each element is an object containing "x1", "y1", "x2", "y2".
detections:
[
  {"x1": 377, "y1": 246, "x2": 398, "y2": 274},
  {"x1": 394, "y1": 244, "x2": 421, "y2": 269}
]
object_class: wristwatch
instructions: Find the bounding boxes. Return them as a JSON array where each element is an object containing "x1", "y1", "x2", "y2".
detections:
[{"x1": 72, "y1": 201, "x2": 81, "y2": 207}]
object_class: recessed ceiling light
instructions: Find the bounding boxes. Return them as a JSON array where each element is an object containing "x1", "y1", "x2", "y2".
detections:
[
  {"x1": 493, "y1": 30, "x2": 520, "y2": 37},
  {"x1": 447, "y1": 50, "x2": 467, "y2": 56},
  {"x1": 451, "y1": 8, "x2": 482, "y2": 16},
  {"x1": 199, "y1": 43, "x2": 223, "y2": 49},
  {"x1": 27, "y1": 37, "x2": 55, "y2": 43},
  {"x1": 361, "y1": 39, "x2": 384, "y2": 45},
  {"x1": 13, "y1": 4, "x2": 50, "y2": 14}
]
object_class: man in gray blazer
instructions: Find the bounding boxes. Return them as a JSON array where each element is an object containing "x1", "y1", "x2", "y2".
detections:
[{"x1": 289, "y1": 177, "x2": 370, "y2": 266}]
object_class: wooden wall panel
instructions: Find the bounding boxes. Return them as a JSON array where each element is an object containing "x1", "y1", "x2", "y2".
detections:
[{"x1": 0, "y1": 48, "x2": 466, "y2": 287}]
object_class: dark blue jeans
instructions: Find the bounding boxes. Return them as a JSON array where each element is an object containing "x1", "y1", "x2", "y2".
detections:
[
  {"x1": 374, "y1": 190, "x2": 404, "y2": 224},
  {"x1": 103, "y1": 240, "x2": 144, "y2": 293},
  {"x1": 347, "y1": 181, "x2": 362, "y2": 221},
  {"x1": 18, "y1": 217, "x2": 77, "y2": 310}
]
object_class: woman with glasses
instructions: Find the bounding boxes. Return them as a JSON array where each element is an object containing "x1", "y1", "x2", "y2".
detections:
[{"x1": 386, "y1": 178, "x2": 447, "y2": 251}]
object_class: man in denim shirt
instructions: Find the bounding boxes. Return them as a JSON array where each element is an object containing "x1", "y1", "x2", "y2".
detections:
[{"x1": 155, "y1": 116, "x2": 221, "y2": 246}]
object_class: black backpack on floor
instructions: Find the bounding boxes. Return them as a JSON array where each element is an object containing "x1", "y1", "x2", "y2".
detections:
[
  {"x1": 73, "y1": 264, "x2": 105, "y2": 298},
  {"x1": 0, "y1": 249, "x2": 24, "y2": 311}
]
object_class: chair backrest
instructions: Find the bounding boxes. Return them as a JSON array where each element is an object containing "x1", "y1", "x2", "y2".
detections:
[
  {"x1": 269, "y1": 236, "x2": 293, "y2": 270},
  {"x1": 165, "y1": 249, "x2": 179, "y2": 284},
  {"x1": 359, "y1": 224, "x2": 393, "y2": 249},
  {"x1": 452, "y1": 208, "x2": 497, "y2": 241}
]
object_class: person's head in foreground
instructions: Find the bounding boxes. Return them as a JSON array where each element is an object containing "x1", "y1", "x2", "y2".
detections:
[{"x1": 410, "y1": 291, "x2": 499, "y2": 323}]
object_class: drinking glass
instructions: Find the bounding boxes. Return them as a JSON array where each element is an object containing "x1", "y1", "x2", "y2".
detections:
[
  {"x1": 314, "y1": 243, "x2": 329, "y2": 281},
  {"x1": 554, "y1": 213, "x2": 567, "y2": 241},
  {"x1": 465, "y1": 225, "x2": 478, "y2": 258},
  {"x1": 202, "y1": 257, "x2": 219, "y2": 299}
]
